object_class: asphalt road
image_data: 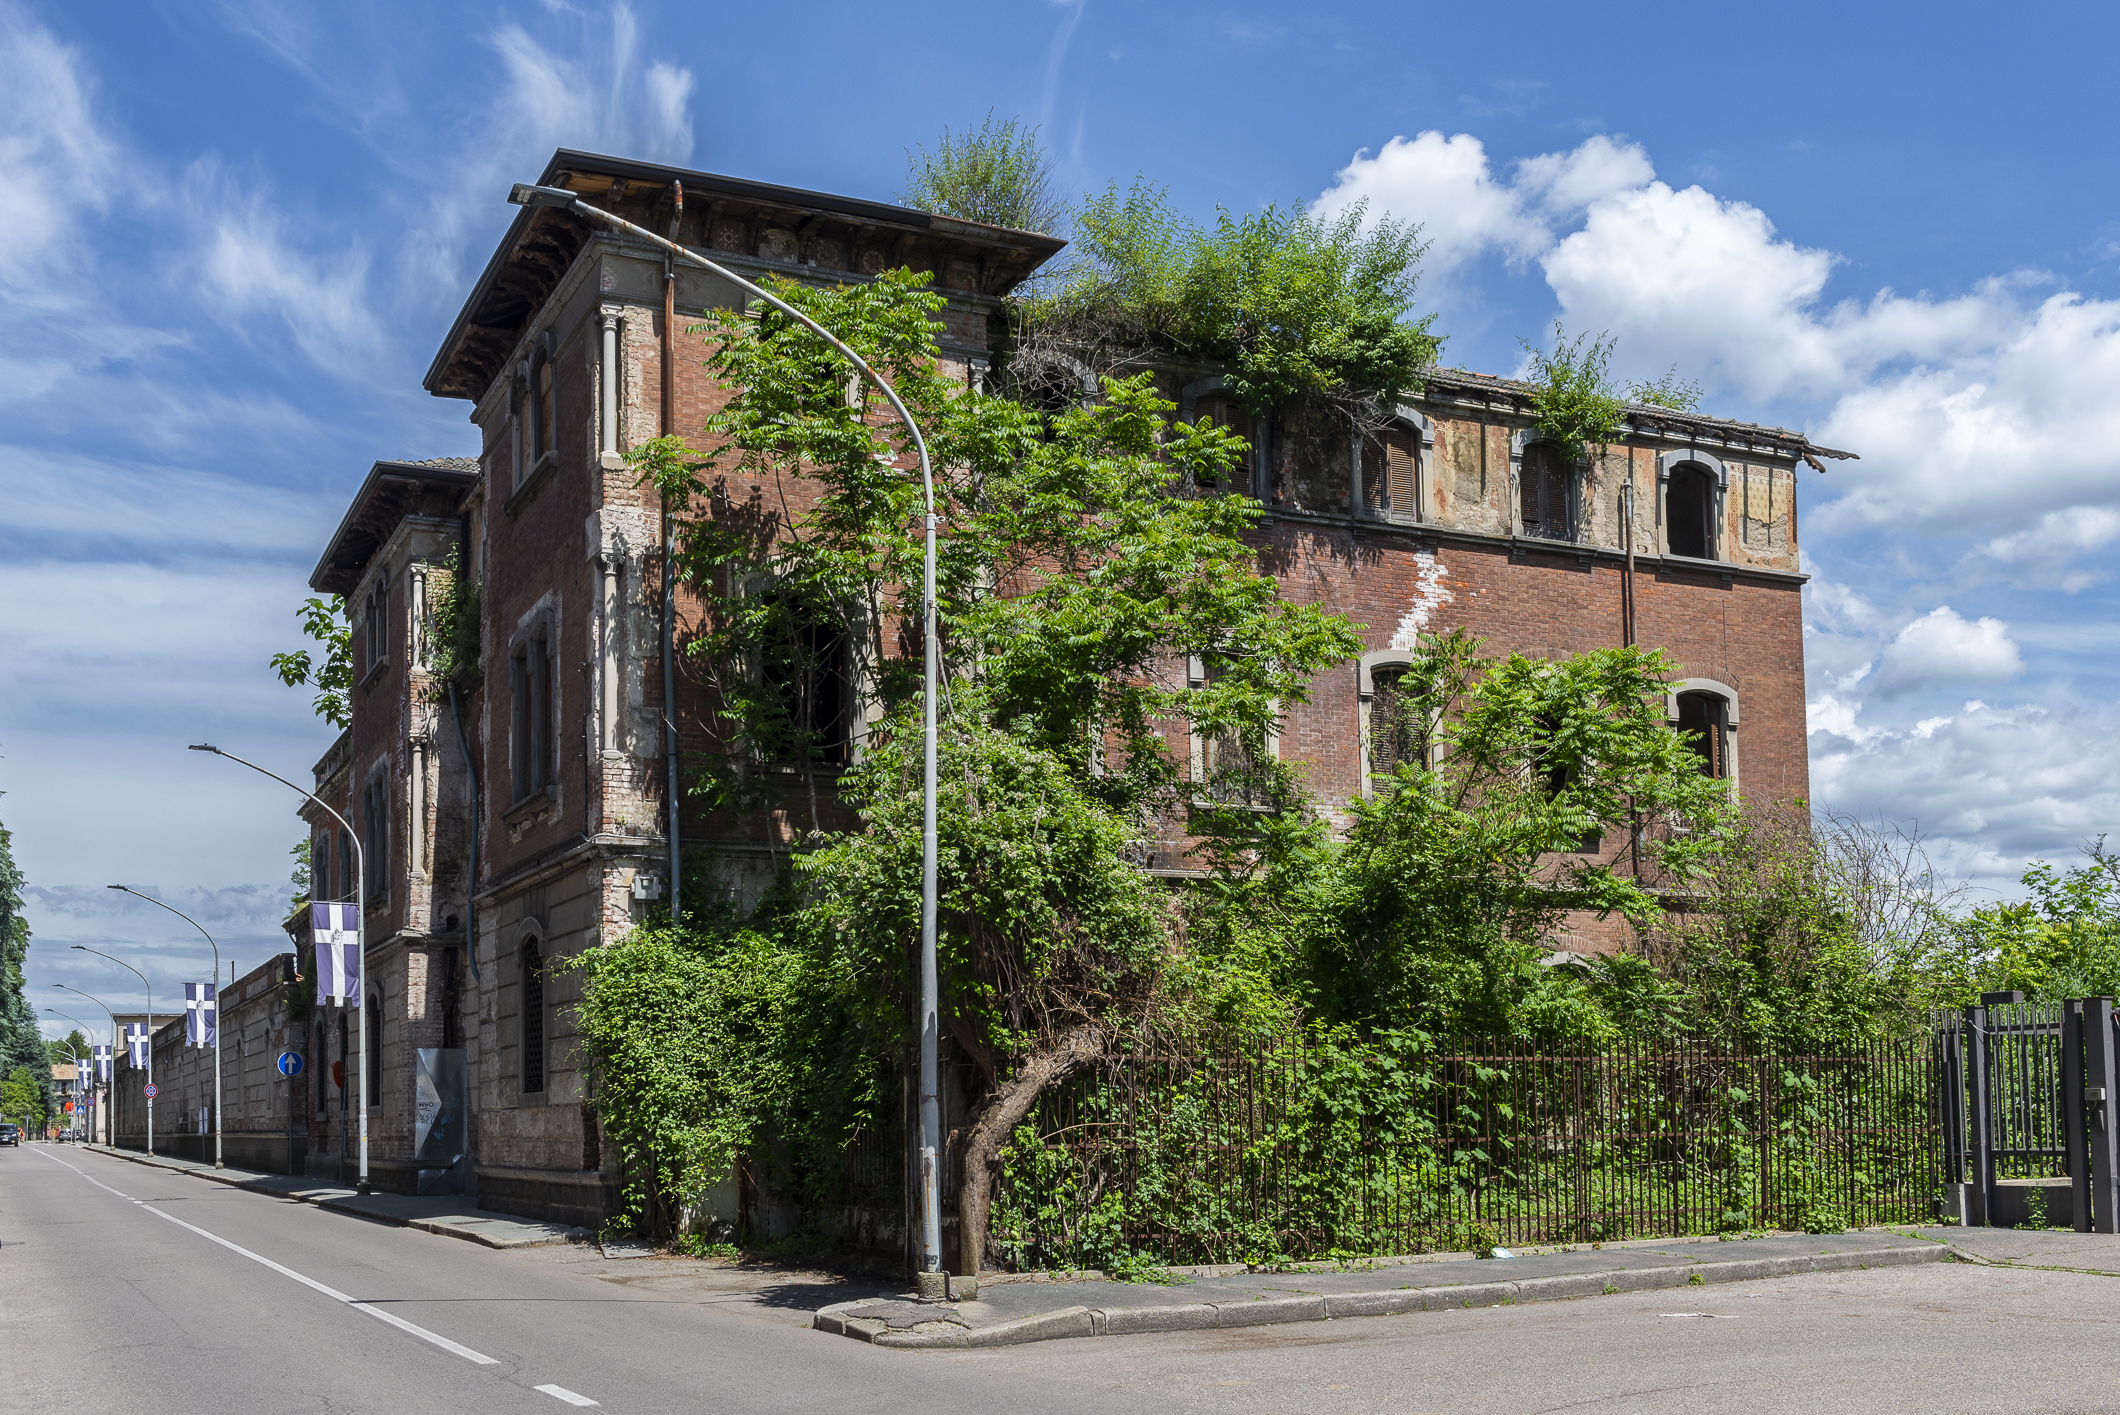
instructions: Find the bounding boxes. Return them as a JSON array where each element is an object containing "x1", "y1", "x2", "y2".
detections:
[{"x1": 6, "y1": 1141, "x2": 2120, "y2": 1415}]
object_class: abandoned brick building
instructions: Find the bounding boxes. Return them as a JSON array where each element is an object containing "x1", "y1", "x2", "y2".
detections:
[{"x1": 271, "y1": 148, "x2": 1847, "y2": 1223}]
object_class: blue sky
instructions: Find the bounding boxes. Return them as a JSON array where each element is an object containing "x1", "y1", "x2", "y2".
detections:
[{"x1": 7, "y1": 0, "x2": 2119, "y2": 1039}]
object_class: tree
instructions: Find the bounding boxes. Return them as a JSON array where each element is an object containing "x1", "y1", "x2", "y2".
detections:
[
  {"x1": 1299, "y1": 630, "x2": 1733, "y2": 1039},
  {"x1": 0, "y1": 816, "x2": 51, "y2": 1128},
  {"x1": 46, "y1": 1029, "x2": 88, "y2": 1065},
  {"x1": 270, "y1": 596, "x2": 352, "y2": 728},
  {"x1": 1518, "y1": 322, "x2": 1625, "y2": 465},
  {"x1": 0, "y1": 1066, "x2": 39, "y2": 1128},
  {"x1": 900, "y1": 113, "x2": 1065, "y2": 235},
  {"x1": 626, "y1": 271, "x2": 1363, "y2": 1268}
]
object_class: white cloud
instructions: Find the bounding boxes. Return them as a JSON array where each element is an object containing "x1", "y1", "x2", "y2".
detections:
[
  {"x1": 1312, "y1": 131, "x2": 1653, "y2": 278},
  {"x1": 0, "y1": 2, "x2": 119, "y2": 293},
  {"x1": 1810, "y1": 698, "x2": 2120, "y2": 895},
  {"x1": 1868, "y1": 606, "x2": 2024, "y2": 697}
]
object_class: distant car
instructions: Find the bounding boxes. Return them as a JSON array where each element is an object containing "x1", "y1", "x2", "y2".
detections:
[{"x1": 0, "y1": 1124, "x2": 20, "y2": 1147}]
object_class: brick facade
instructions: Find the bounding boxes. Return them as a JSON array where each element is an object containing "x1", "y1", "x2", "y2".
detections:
[{"x1": 283, "y1": 148, "x2": 1839, "y2": 1227}]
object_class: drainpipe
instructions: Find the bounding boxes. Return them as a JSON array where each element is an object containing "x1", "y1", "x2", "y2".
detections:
[{"x1": 662, "y1": 180, "x2": 684, "y2": 921}]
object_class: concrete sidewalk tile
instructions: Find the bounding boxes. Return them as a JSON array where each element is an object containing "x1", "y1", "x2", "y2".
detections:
[
  {"x1": 1213, "y1": 1294, "x2": 1326, "y2": 1327},
  {"x1": 964, "y1": 1306, "x2": 1096, "y2": 1347},
  {"x1": 1099, "y1": 1302, "x2": 1222, "y2": 1335}
]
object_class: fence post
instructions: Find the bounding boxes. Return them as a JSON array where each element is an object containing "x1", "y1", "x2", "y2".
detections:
[
  {"x1": 2064, "y1": 1001, "x2": 2090, "y2": 1232},
  {"x1": 1966, "y1": 1004, "x2": 1993, "y2": 1227},
  {"x1": 2086, "y1": 997, "x2": 2120, "y2": 1234}
]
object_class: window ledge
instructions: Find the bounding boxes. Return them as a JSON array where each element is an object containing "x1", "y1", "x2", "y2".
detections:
[
  {"x1": 504, "y1": 451, "x2": 558, "y2": 518},
  {"x1": 359, "y1": 658, "x2": 390, "y2": 690},
  {"x1": 502, "y1": 786, "x2": 559, "y2": 828}
]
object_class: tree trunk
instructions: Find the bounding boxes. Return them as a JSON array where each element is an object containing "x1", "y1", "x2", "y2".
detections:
[{"x1": 955, "y1": 1023, "x2": 1104, "y2": 1276}]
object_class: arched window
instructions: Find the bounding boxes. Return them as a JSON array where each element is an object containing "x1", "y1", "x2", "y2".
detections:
[
  {"x1": 312, "y1": 1018, "x2": 326, "y2": 1117},
  {"x1": 336, "y1": 1011, "x2": 349, "y2": 1113},
  {"x1": 1675, "y1": 690, "x2": 1730, "y2": 778},
  {"x1": 336, "y1": 831, "x2": 352, "y2": 904},
  {"x1": 1368, "y1": 667, "x2": 1420, "y2": 782},
  {"x1": 520, "y1": 940, "x2": 545, "y2": 1095},
  {"x1": 1519, "y1": 443, "x2": 1572, "y2": 541},
  {"x1": 1666, "y1": 463, "x2": 1716, "y2": 559},
  {"x1": 366, "y1": 992, "x2": 383, "y2": 1102},
  {"x1": 509, "y1": 624, "x2": 555, "y2": 800}
]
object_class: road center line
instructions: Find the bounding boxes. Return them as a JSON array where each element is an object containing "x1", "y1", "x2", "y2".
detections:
[
  {"x1": 31, "y1": 1148, "x2": 502, "y2": 1366},
  {"x1": 535, "y1": 1384, "x2": 601, "y2": 1406}
]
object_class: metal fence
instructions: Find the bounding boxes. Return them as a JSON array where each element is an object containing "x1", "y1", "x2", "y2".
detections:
[{"x1": 986, "y1": 1035, "x2": 1939, "y2": 1270}]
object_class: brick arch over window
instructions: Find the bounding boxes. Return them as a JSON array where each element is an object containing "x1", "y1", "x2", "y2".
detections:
[
  {"x1": 1657, "y1": 450, "x2": 1727, "y2": 561},
  {"x1": 1665, "y1": 677, "x2": 1739, "y2": 788}
]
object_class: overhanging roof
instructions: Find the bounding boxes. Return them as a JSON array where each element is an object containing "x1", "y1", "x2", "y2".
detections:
[
  {"x1": 424, "y1": 148, "x2": 1068, "y2": 403},
  {"x1": 309, "y1": 459, "x2": 478, "y2": 595}
]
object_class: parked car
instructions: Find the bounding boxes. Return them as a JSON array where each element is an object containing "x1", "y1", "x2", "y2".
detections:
[{"x1": 0, "y1": 1124, "x2": 20, "y2": 1147}]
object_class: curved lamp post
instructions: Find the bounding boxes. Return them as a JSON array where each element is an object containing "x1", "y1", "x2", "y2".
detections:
[
  {"x1": 187, "y1": 743, "x2": 370, "y2": 1193},
  {"x1": 44, "y1": 1007, "x2": 98, "y2": 1139},
  {"x1": 54, "y1": 985, "x2": 118, "y2": 1145},
  {"x1": 506, "y1": 181, "x2": 947, "y2": 1278},
  {"x1": 71, "y1": 946, "x2": 152, "y2": 1155},
  {"x1": 108, "y1": 886, "x2": 223, "y2": 1168}
]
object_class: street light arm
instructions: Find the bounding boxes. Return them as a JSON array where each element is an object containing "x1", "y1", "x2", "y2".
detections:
[
  {"x1": 189, "y1": 745, "x2": 359, "y2": 858},
  {"x1": 107, "y1": 886, "x2": 220, "y2": 969}
]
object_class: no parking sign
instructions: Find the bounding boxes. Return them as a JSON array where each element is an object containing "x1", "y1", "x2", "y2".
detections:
[{"x1": 142, "y1": 1083, "x2": 157, "y2": 1099}]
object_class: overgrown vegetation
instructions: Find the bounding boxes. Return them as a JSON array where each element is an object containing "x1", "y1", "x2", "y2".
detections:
[
  {"x1": 899, "y1": 111, "x2": 1065, "y2": 234},
  {"x1": 1518, "y1": 322, "x2": 1625, "y2": 464},
  {"x1": 1023, "y1": 181, "x2": 1439, "y2": 417},
  {"x1": 423, "y1": 545, "x2": 482, "y2": 685}
]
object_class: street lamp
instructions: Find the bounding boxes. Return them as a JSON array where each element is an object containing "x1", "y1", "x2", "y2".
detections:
[
  {"x1": 46, "y1": 1030, "x2": 83, "y2": 1141},
  {"x1": 44, "y1": 1007, "x2": 98, "y2": 1140},
  {"x1": 54, "y1": 985, "x2": 118, "y2": 1145},
  {"x1": 108, "y1": 886, "x2": 224, "y2": 1169},
  {"x1": 187, "y1": 743, "x2": 371, "y2": 1193},
  {"x1": 71, "y1": 946, "x2": 153, "y2": 1155},
  {"x1": 506, "y1": 181, "x2": 948, "y2": 1281}
]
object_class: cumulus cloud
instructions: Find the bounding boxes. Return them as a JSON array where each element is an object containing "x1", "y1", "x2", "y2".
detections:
[
  {"x1": 1866, "y1": 607, "x2": 2024, "y2": 697},
  {"x1": 1810, "y1": 698, "x2": 2120, "y2": 894},
  {"x1": 1312, "y1": 131, "x2": 1653, "y2": 276}
]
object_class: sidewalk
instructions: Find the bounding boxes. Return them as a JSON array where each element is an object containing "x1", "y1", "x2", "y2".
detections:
[
  {"x1": 815, "y1": 1229, "x2": 1958, "y2": 1349},
  {"x1": 78, "y1": 1143, "x2": 579, "y2": 1249}
]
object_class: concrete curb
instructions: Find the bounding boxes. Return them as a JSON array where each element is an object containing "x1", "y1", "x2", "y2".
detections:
[
  {"x1": 79, "y1": 1145, "x2": 572, "y2": 1250},
  {"x1": 814, "y1": 1241, "x2": 1952, "y2": 1350}
]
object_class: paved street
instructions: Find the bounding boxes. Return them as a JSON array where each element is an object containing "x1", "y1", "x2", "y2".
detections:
[{"x1": 7, "y1": 1142, "x2": 2120, "y2": 1414}]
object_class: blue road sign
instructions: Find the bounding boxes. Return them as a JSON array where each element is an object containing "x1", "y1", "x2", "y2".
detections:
[{"x1": 277, "y1": 1052, "x2": 304, "y2": 1078}]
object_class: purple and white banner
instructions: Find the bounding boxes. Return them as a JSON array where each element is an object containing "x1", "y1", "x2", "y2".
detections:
[
  {"x1": 94, "y1": 1044, "x2": 112, "y2": 1083},
  {"x1": 125, "y1": 1023, "x2": 148, "y2": 1068},
  {"x1": 184, "y1": 982, "x2": 217, "y2": 1048},
  {"x1": 311, "y1": 903, "x2": 360, "y2": 1005}
]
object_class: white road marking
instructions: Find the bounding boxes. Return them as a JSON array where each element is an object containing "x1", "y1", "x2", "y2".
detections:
[
  {"x1": 536, "y1": 1384, "x2": 601, "y2": 1406},
  {"x1": 31, "y1": 1148, "x2": 501, "y2": 1365}
]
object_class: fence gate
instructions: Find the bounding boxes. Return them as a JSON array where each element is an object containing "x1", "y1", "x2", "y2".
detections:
[{"x1": 1938, "y1": 993, "x2": 2120, "y2": 1229}]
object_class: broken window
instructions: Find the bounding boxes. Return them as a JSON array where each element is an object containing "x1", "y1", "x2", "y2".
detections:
[
  {"x1": 1190, "y1": 395, "x2": 1253, "y2": 495},
  {"x1": 1519, "y1": 443, "x2": 1573, "y2": 541},
  {"x1": 1190, "y1": 657, "x2": 1274, "y2": 807},
  {"x1": 510, "y1": 626, "x2": 555, "y2": 801},
  {"x1": 760, "y1": 596, "x2": 850, "y2": 767},
  {"x1": 362, "y1": 775, "x2": 389, "y2": 901},
  {"x1": 1365, "y1": 667, "x2": 1428, "y2": 789},
  {"x1": 1665, "y1": 463, "x2": 1716, "y2": 559},
  {"x1": 1675, "y1": 690, "x2": 1729, "y2": 779},
  {"x1": 1538, "y1": 717, "x2": 1602, "y2": 854},
  {"x1": 530, "y1": 346, "x2": 556, "y2": 464},
  {"x1": 1272, "y1": 400, "x2": 1352, "y2": 515}
]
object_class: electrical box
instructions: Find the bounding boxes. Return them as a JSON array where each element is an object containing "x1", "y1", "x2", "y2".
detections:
[{"x1": 631, "y1": 873, "x2": 663, "y2": 901}]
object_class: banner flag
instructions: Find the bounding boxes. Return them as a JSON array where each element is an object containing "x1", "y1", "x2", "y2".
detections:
[
  {"x1": 94, "y1": 1044, "x2": 113, "y2": 1083},
  {"x1": 184, "y1": 982, "x2": 217, "y2": 1048},
  {"x1": 125, "y1": 1023, "x2": 148, "y2": 1068},
  {"x1": 311, "y1": 903, "x2": 359, "y2": 1005}
]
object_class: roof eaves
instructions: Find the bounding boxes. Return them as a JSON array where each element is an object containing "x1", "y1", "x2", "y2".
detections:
[{"x1": 308, "y1": 460, "x2": 479, "y2": 595}]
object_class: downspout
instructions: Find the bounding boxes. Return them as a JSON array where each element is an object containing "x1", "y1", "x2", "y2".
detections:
[{"x1": 663, "y1": 180, "x2": 683, "y2": 920}]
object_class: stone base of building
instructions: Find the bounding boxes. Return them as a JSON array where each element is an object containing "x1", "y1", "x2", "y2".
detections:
[
  {"x1": 114, "y1": 1132, "x2": 308, "y2": 1175},
  {"x1": 473, "y1": 1162, "x2": 617, "y2": 1230}
]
